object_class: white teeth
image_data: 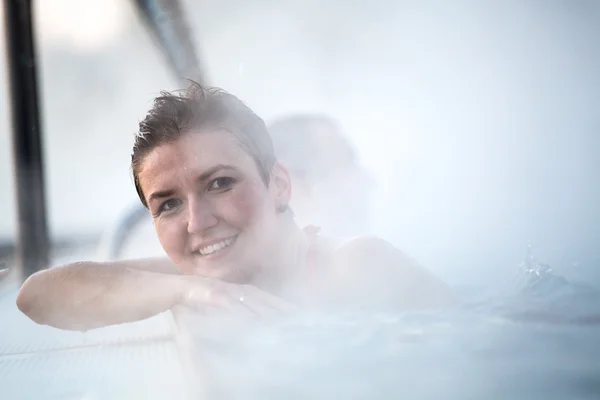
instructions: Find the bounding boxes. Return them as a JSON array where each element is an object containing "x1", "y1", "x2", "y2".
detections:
[{"x1": 198, "y1": 238, "x2": 234, "y2": 256}]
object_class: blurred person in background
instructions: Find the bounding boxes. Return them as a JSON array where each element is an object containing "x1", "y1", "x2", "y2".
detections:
[{"x1": 268, "y1": 114, "x2": 374, "y2": 238}]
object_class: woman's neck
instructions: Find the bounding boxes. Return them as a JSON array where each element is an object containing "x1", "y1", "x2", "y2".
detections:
[{"x1": 253, "y1": 217, "x2": 311, "y2": 297}]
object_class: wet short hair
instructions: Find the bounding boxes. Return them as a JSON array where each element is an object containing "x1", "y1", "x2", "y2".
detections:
[{"x1": 131, "y1": 82, "x2": 276, "y2": 207}]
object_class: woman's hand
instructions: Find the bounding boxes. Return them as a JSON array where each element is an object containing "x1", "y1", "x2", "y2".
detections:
[{"x1": 178, "y1": 276, "x2": 299, "y2": 317}]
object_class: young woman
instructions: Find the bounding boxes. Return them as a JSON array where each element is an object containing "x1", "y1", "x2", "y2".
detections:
[{"x1": 16, "y1": 83, "x2": 455, "y2": 331}]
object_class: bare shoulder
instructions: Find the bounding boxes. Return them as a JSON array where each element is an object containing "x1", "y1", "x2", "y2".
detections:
[{"x1": 327, "y1": 236, "x2": 456, "y2": 311}]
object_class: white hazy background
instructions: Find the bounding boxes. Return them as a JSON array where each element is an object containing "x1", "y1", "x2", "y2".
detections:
[{"x1": 0, "y1": 0, "x2": 599, "y2": 285}]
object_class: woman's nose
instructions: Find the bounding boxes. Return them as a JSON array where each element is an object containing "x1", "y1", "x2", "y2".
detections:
[{"x1": 186, "y1": 198, "x2": 218, "y2": 234}]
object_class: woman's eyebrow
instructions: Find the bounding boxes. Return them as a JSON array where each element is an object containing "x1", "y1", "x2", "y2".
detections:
[
  {"x1": 148, "y1": 189, "x2": 175, "y2": 204},
  {"x1": 196, "y1": 164, "x2": 236, "y2": 182}
]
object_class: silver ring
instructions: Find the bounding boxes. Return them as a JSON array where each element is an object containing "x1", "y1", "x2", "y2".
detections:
[{"x1": 239, "y1": 296, "x2": 244, "y2": 303}]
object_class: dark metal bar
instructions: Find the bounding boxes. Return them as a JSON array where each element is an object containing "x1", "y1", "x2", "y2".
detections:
[
  {"x1": 133, "y1": 0, "x2": 206, "y2": 84},
  {"x1": 2, "y1": 0, "x2": 50, "y2": 280},
  {"x1": 100, "y1": 0, "x2": 205, "y2": 260}
]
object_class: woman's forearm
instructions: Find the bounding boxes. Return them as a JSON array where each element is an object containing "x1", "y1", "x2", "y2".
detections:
[{"x1": 16, "y1": 262, "x2": 184, "y2": 331}]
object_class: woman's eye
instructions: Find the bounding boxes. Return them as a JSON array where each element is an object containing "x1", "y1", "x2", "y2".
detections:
[
  {"x1": 159, "y1": 198, "x2": 182, "y2": 213},
  {"x1": 209, "y1": 177, "x2": 235, "y2": 191}
]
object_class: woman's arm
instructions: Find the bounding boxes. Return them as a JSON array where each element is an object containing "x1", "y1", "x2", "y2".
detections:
[
  {"x1": 16, "y1": 259, "x2": 185, "y2": 331},
  {"x1": 16, "y1": 257, "x2": 298, "y2": 332}
]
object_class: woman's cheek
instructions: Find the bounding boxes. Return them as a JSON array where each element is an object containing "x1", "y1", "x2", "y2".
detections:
[
  {"x1": 155, "y1": 217, "x2": 187, "y2": 263},
  {"x1": 220, "y1": 184, "x2": 267, "y2": 226}
]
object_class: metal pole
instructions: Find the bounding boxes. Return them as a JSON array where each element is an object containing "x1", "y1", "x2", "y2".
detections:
[
  {"x1": 2, "y1": 0, "x2": 50, "y2": 280},
  {"x1": 133, "y1": 0, "x2": 206, "y2": 84},
  {"x1": 99, "y1": 0, "x2": 205, "y2": 260}
]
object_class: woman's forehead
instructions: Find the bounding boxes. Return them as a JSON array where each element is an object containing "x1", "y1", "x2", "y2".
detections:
[{"x1": 138, "y1": 130, "x2": 254, "y2": 183}]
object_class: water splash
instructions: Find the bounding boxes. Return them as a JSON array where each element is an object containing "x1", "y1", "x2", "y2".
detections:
[
  {"x1": 520, "y1": 243, "x2": 553, "y2": 277},
  {"x1": 512, "y1": 242, "x2": 569, "y2": 295}
]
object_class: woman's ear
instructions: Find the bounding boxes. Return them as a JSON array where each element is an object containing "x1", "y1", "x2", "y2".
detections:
[{"x1": 270, "y1": 162, "x2": 292, "y2": 209}]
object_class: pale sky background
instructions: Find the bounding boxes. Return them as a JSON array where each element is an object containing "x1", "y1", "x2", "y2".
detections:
[{"x1": 1, "y1": 0, "x2": 599, "y2": 284}]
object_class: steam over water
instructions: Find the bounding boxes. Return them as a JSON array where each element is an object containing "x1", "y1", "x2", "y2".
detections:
[
  {"x1": 0, "y1": 1, "x2": 599, "y2": 399},
  {"x1": 182, "y1": 248, "x2": 600, "y2": 399}
]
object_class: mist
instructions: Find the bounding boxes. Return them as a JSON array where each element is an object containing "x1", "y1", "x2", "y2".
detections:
[{"x1": 1, "y1": 0, "x2": 599, "y2": 287}]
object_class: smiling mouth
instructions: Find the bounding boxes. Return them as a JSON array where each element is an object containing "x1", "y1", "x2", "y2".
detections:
[{"x1": 195, "y1": 236, "x2": 237, "y2": 257}]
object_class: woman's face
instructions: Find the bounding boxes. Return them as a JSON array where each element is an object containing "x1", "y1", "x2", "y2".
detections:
[{"x1": 137, "y1": 130, "x2": 291, "y2": 282}]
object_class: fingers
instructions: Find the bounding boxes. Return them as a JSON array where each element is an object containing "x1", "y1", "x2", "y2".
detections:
[
  {"x1": 183, "y1": 281, "x2": 254, "y2": 318},
  {"x1": 183, "y1": 277, "x2": 229, "y2": 309},
  {"x1": 181, "y1": 276, "x2": 301, "y2": 318},
  {"x1": 238, "y1": 285, "x2": 301, "y2": 313},
  {"x1": 218, "y1": 284, "x2": 302, "y2": 318},
  {"x1": 210, "y1": 285, "x2": 272, "y2": 317},
  {"x1": 232, "y1": 294, "x2": 276, "y2": 317}
]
